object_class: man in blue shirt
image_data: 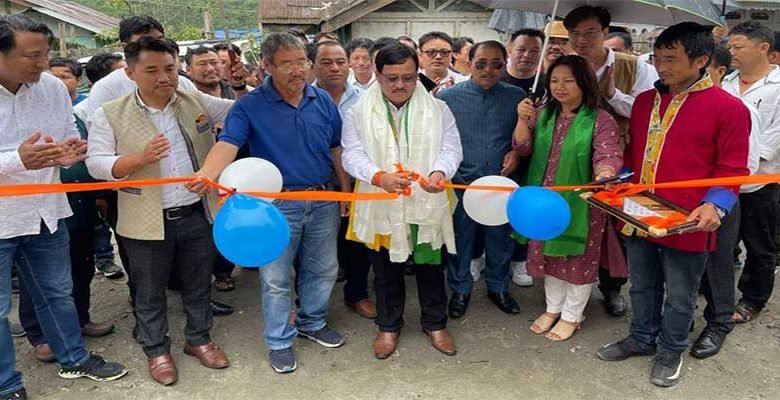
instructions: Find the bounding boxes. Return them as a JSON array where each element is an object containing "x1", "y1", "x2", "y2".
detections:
[
  {"x1": 189, "y1": 33, "x2": 350, "y2": 374},
  {"x1": 438, "y1": 40, "x2": 526, "y2": 318}
]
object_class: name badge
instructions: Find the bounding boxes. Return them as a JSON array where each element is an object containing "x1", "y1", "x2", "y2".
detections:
[{"x1": 195, "y1": 114, "x2": 212, "y2": 135}]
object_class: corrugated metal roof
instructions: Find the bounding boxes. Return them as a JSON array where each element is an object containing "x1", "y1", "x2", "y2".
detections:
[
  {"x1": 12, "y1": 0, "x2": 120, "y2": 33},
  {"x1": 259, "y1": 0, "x2": 325, "y2": 24}
]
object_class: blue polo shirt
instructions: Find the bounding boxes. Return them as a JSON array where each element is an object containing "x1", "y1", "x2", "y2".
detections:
[{"x1": 219, "y1": 78, "x2": 343, "y2": 189}]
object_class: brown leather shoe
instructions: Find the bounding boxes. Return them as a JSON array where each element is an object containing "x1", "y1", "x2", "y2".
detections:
[
  {"x1": 424, "y1": 328, "x2": 456, "y2": 356},
  {"x1": 148, "y1": 354, "x2": 178, "y2": 386},
  {"x1": 81, "y1": 321, "x2": 115, "y2": 337},
  {"x1": 347, "y1": 299, "x2": 377, "y2": 319},
  {"x1": 373, "y1": 331, "x2": 400, "y2": 359},
  {"x1": 33, "y1": 343, "x2": 55, "y2": 363},
  {"x1": 184, "y1": 342, "x2": 230, "y2": 369}
]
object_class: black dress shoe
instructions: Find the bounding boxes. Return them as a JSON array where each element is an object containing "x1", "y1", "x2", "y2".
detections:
[
  {"x1": 211, "y1": 300, "x2": 234, "y2": 317},
  {"x1": 691, "y1": 329, "x2": 726, "y2": 359},
  {"x1": 603, "y1": 290, "x2": 627, "y2": 317},
  {"x1": 447, "y1": 292, "x2": 470, "y2": 319},
  {"x1": 487, "y1": 291, "x2": 520, "y2": 314}
]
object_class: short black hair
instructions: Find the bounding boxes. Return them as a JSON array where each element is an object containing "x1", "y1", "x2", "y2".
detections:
[
  {"x1": 345, "y1": 38, "x2": 372, "y2": 58},
  {"x1": 0, "y1": 14, "x2": 53, "y2": 54},
  {"x1": 124, "y1": 37, "x2": 178, "y2": 67},
  {"x1": 375, "y1": 42, "x2": 419, "y2": 74},
  {"x1": 184, "y1": 45, "x2": 218, "y2": 66},
  {"x1": 609, "y1": 26, "x2": 630, "y2": 35},
  {"x1": 510, "y1": 28, "x2": 545, "y2": 45},
  {"x1": 214, "y1": 42, "x2": 242, "y2": 57},
  {"x1": 286, "y1": 27, "x2": 309, "y2": 44},
  {"x1": 774, "y1": 32, "x2": 780, "y2": 53},
  {"x1": 118, "y1": 16, "x2": 164, "y2": 43},
  {"x1": 418, "y1": 31, "x2": 452, "y2": 49},
  {"x1": 468, "y1": 40, "x2": 507, "y2": 61},
  {"x1": 564, "y1": 5, "x2": 611, "y2": 30},
  {"x1": 710, "y1": 45, "x2": 732, "y2": 69},
  {"x1": 607, "y1": 32, "x2": 633, "y2": 49},
  {"x1": 85, "y1": 52, "x2": 123, "y2": 84},
  {"x1": 452, "y1": 36, "x2": 474, "y2": 53},
  {"x1": 370, "y1": 37, "x2": 398, "y2": 59},
  {"x1": 655, "y1": 22, "x2": 714, "y2": 71},
  {"x1": 307, "y1": 40, "x2": 343, "y2": 62},
  {"x1": 730, "y1": 21, "x2": 775, "y2": 49},
  {"x1": 49, "y1": 57, "x2": 82, "y2": 77},
  {"x1": 397, "y1": 35, "x2": 417, "y2": 50}
]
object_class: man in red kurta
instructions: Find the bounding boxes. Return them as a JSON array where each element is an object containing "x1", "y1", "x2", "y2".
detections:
[{"x1": 597, "y1": 23, "x2": 751, "y2": 388}]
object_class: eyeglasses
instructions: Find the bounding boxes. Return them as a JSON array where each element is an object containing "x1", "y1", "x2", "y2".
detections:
[
  {"x1": 474, "y1": 60, "x2": 506, "y2": 70},
  {"x1": 569, "y1": 29, "x2": 602, "y2": 40},
  {"x1": 272, "y1": 59, "x2": 312, "y2": 73},
  {"x1": 422, "y1": 49, "x2": 452, "y2": 58},
  {"x1": 382, "y1": 75, "x2": 417, "y2": 85}
]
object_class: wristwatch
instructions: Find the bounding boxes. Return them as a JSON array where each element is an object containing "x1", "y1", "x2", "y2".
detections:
[{"x1": 705, "y1": 202, "x2": 726, "y2": 220}]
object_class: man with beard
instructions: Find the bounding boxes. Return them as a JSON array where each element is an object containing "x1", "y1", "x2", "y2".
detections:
[
  {"x1": 542, "y1": 21, "x2": 573, "y2": 73},
  {"x1": 185, "y1": 45, "x2": 249, "y2": 101}
]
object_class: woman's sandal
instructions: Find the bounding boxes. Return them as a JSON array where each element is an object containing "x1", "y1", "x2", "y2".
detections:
[
  {"x1": 214, "y1": 277, "x2": 236, "y2": 292},
  {"x1": 530, "y1": 312, "x2": 561, "y2": 334},
  {"x1": 545, "y1": 318, "x2": 583, "y2": 342},
  {"x1": 733, "y1": 300, "x2": 759, "y2": 324}
]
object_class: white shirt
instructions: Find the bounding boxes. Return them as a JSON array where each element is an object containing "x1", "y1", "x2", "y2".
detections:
[
  {"x1": 81, "y1": 68, "x2": 197, "y2": 126},
  {"x1": 0, "y1": 74, "x2": 78, "y2": 239},
  {"x1": 86, "y1": 91, "x2": 234, "y2": 208},
  {"x1": 314, "y1": 82, "x2": 364, "y2": 117},
  {"x1": 595, "y1": 47, "x2": 659, "y2": 118},
  {"x1": 722, "y1": 65, "x2": 780, "y2": 193},
  {"x1": 347, "y1": 69, "x2": 376, "y2": 90},
  {"x1": 341, "y1": 97, "x2": 463, "y2": 184}
]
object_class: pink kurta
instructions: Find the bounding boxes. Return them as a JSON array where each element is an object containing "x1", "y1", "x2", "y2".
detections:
[{"x1": 515, "y1": 108, "x2": 625, "y2": 285}]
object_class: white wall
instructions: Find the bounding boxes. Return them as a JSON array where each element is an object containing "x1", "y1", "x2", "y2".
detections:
[{"x1": 352, "y1": 12, "x2": 501, "y2": 42}]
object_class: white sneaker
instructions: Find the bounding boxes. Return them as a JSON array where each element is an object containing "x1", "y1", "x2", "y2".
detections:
[
  {"x1": 511, "y1": 261, "x2": 533, "y2": 287},
  {"x1": 470, "y1": 256, "x2": 485, "y2": 282}
]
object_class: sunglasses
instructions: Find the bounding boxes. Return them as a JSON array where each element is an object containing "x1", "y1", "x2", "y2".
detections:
[
  {"x1": 422, "y1": 49, "x2": 452, "y2": 58},
  {"x1": 474, "y1": 60, "x2": 506, "y2": 70}
]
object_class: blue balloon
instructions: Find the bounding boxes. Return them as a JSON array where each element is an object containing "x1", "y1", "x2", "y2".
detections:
[
  {"x1": 213, "y1": 194, "x2": 290, "y2": 267},
  {"x1": 506, "y1": 186, "x2": 571, "y2": 241}
]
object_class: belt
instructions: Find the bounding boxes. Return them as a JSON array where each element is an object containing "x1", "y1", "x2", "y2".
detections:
[
  {"x1": 163, "y1": 202, "x2": 202, "y2": 221},
  {"x1": 281, "y1": 185, "x2": 327, "y2": 192}
]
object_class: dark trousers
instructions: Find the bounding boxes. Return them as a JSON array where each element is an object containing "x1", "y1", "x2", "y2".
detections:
[
  {"x1": 599, "y1": 222, "x2": 628, "y2": 294},
  {"x1": 105, "y1": 192, "x2": 132, "y2": 304},
  {"x1": 339, "y1": 217, "x2": 371, "y2": 305},
  {"x1": 626, "y1": 237, "x2": 707, "y2": 354},
  {"x1": 369, "y1": 249, "x2": 447, "y2": 333},
  {"x1": 121, "y1": 207, "x2": 215, "y2": 358},
  {"x1": 18, "y1": 227, "x2": 95, "y2": 346},
  {"x1": 702, "y1": 200, "x2": 740, "y2": 334},
  {"x1": 738, "y1": 184, "x2": 780, "y2": 310},
  {"x1": 213, "y1": 254, "x2": 235, "y2": 281}
]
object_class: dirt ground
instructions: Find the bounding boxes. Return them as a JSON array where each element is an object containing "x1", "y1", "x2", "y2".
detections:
[{"x1": 9, "y1": 265, "x2": 780, "y2": 400}]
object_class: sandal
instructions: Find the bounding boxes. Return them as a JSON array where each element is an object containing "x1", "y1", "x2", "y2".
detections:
[
  {"x1": 545, "y1": 318, "x2": 582, "y2": 342},
  {"x1": 733, "y1": 300, "x2": 759, "y2": 324},
  {"x1": 530, "y1": 312, "x2": 560, "y2": 334},
  {"x1": 214, "y1": 277, "x2": 236, "y2": 292}
]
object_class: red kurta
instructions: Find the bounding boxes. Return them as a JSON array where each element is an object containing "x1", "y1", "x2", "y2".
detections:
[{"x1": 625, "y1": 86, "x2": 751, "y2": 252}]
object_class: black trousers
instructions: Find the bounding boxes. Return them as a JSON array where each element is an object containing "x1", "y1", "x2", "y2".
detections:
[
  {"x1": 599, "y1": 220, "x2": 628, "y2": 293},
  {"x1": 738, "y1": 184, "x2": 780, "y2": 310},
  {"x1": 213, "y1": 254, "x2": 235, "y2": 281},
  {"x1": 368, "y1": 249, "x2": 447, "y2": 333},
  {"x1": 105, "y1": 192, "x2": 132, "y2": 304},
  {"x1": 339, "y1": 217, "x2": 371, "y2": 304},
  {"x1": 701, "y1": 200, "x2": 740, "y2": 334},
  {"x1": 121, "y1": 206, "x2": 215, "y2": 358},
  {"x1": 18, "y1": 227, "x2": 95, "y2": 346}
]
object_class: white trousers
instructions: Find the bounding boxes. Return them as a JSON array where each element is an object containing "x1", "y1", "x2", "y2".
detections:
[{"x1": 544, "y1": 275, "x2": 593, "y2": 323}]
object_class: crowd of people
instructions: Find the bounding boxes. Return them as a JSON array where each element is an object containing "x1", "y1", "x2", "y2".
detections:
[{"x1": 1, "y1": 5, "x2": 779, "y2": 398}]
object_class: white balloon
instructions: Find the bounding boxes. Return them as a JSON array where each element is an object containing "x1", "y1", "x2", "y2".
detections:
[
  {"x1": 462, "y1": 175, "x2": 519, "y2": 226},
  {"x1": 218, "y1": 158, "x2": 283, "y2": 202}
]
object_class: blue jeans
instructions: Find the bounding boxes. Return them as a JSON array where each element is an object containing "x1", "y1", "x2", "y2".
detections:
[
  {"x1": 0, "y1": 221, "x2": 89, "y2": 395},
  {"x1": 93, "y1": 220, "x2": 114, "y2": 262},
  {"x1": 447, "y1": 195, "x2": 513, "y2": 294},
  {"x1": 626, "y1": 237, "x2": 708, "y2": 354},
  {"x1": 260, "y1": 200, "x2": 339, "y2": 350}
]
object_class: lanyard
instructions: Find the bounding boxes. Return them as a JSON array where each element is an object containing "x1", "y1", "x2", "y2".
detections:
[{"x1": 383, "y1": 97, "x2": 410, "y2": 161}]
